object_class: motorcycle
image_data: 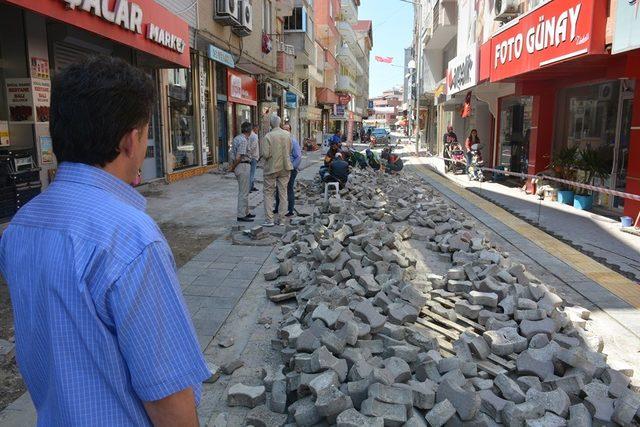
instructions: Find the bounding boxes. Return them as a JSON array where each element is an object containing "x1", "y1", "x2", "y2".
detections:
[{"x1": 467, "y1": 143, "x2": 485, "y2": 182}]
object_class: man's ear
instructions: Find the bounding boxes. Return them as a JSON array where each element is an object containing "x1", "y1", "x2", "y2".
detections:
[{"x1": 119, "y1": 128, "x2": 141, "y2": 159}]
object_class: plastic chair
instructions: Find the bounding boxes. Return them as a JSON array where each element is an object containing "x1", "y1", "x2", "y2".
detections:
[{"x1": 324, "y1": 182, "x2": 340, "y2": 202}]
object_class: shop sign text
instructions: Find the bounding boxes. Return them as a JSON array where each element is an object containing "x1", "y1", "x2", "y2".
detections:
[
  {"x1": 447, "y1": 45, "x2": 477, "y2": 96},
  {"x1": 489, "y1": 0, "x2": 605, "y2": 82},
  {"x1": 62, "y1": 0, "x2": 185, "y2": 54}
]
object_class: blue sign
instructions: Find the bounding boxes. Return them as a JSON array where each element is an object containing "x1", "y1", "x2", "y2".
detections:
[
  {"x1": 208, "y1": 44, "x2": 235, "y2": 68},
  {"x1": 368, "y1": 100, "x2": 374, "y2": 109},
  {"x1": 285, "y1": 91, "x2": 298, "y2": 108}
]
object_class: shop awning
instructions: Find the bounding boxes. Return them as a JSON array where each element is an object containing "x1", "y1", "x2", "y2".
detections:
[{"x1": 267, "y1": 77, "x2": 305, "y2": 99}]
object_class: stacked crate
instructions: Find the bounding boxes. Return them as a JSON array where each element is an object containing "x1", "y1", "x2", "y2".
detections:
[{"x1": 0, "y1": 148, "x2": 41, "y2": 220}]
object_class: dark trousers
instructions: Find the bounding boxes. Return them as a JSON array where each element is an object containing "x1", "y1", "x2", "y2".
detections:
[
  {"x1": 275, "y1": 168, "x2": 297, "y2": 214},
  {"x1": 465, "y1": 152, "x2": 472, "y2": 173}
]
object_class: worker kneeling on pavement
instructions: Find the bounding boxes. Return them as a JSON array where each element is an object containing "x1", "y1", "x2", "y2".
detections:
[{"x1": 324, "y1": 152, "x2": 350, "y2": 189}]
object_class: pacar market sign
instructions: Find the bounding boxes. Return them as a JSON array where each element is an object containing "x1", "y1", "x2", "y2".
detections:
[
  {"x1": 5, "y1": 0, "x2": 190, "y2": 67},
  {"x1": 447, "y1": 44, "x2": 478, "y2": 96},
  {"x1": 489, "y1": 0, "x2": 605, "y2": 82}
]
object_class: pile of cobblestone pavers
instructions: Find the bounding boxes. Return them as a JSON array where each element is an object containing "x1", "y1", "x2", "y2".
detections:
[{"x1": 222, "y1": 169, "x2": 640, "y2": 427}]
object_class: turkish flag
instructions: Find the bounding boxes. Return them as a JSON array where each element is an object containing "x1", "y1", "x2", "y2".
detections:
[{"x1": 375, "y1": 56, "x2": 393, "y2": 63}]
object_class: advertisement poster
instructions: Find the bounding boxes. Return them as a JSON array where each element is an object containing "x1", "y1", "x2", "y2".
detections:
[
  {"x1": 612, "y1": 0, "x2": 640, "y2": 54},
  {"x1": 40, "y1": 136, "x2": 53, "y2": 165},
  {"x1": 6, "y1": 78, "x2": 34, "y2": 122},
  {"x1": 0, "y1": 121, "x2": 9, "y2": 146},
  {"x1": 32, "y1": 78, "x2": 51, "y2": 122},
  {"x1": 30, "y1": 57, "x2": 50, "y2": 79}
]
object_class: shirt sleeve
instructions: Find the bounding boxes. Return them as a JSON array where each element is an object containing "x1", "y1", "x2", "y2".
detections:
[
  {"x1": 291, "y1": 139, "x2": 302, "y2": 169},
  {"x1": 108, "y1": 241, "x2": 210, "y2": 403}
]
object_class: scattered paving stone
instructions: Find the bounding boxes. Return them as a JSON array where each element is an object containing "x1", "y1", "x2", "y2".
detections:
[
  {"x1": 360, "y1": 397, "x2": 407, "y2": 426},
  {"x1": 211, "y1": 412, "x2": 228, "y2": 427},
  {"x1": 246, "y1": 404, "x2": 288, "y2": 426},
  {"x1": 568, "y1": 403, "x2": 592, "y2": 427},
  {"x1": 495, "y1": 373, "x2": 526, "y2": 404},
  {"x1": 227, "y1": 383, "x2": 266, "y2": 408},
  {"x1": 436, "y1": 378, "x2": 481, "y2": 421},
  {"x1": 483, "y1": 327, "x2": 527, "y2": 356},
  {"x1": 221, "y1": 359, "x2": 244, "y2": 375},
  {"x1": 315, "y1": 385, "x2": 354, "y2": 419},
  {"x1": 525, "y1": 388, "x2": 570, "y2": 418},
  {"x1": 336, "y1": 408, "x2": 384, "y2": 427},
  {"x1": 425, "y1": 399, "x2": 457, "y2": 427}
]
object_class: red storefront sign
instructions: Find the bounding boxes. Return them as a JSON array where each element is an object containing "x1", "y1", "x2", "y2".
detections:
[
  {"x1": 337, "y1": 93, "x2": 351, "y2": 105},
  {"x1": 5, "y1": 0, "x2": 190, "y2": 68},
  {"x1": 227, "y1": 69, "x2": 257, "y2": 106},
  {"x1": 489, "y1": 0, "x2": 606, "y2": 82}
]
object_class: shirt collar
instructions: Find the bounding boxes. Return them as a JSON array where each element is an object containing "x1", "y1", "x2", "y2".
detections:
[{"x1": 54, "y1": 162, "x2": 147, "y2": 211}]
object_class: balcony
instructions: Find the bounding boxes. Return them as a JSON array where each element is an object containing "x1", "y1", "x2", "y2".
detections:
[
  {"x1": 317, "y1": 87, "x2": 338, "y2": 105},
  {"x1": 275, "y1": 0, "x2": 295, "y2": 18},
  {"x1": 339, "y1": 0, "x2": 358, "y2": 24},
  {"x1": 336, "y1": 43, "x2": 357, "y2": 70},
  {"x1": 425, "y1": 0, "x2": 457, "y2": 50},
  {"x1": 276, "y1": 42, "x2": 296, "y2": 76},
  {"x1": 336, "y1": 74, "x2": 358, "y2": 95},
  {"x1": 336, "y1": 21, "x2": 357, "y2": 46},
  {"x1": 309, "y1": 64, "x2": 324, "y2": 84},
  {"x1": 285, "y1": 32, "x2": 315, "y2": 65}
]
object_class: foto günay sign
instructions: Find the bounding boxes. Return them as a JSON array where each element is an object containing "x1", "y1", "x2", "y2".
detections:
[
  {"x1": 62, "y1": 0, "x2": 185, "y2": 54},
  {"x1": 447, "y1": 44, "x2": 478, "y2": 96},
  {"x1": 4, "y1": 0, "x2": 189, "y2": 67},
  {"x1": 490, "y1": 0, "x2": 605, "y2": 82}
]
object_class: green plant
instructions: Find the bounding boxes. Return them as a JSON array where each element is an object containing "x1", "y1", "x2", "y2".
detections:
[
  {"x1": 574, "y1": 146, "x2": 612, "y2": 195},
  {"x1": 549, "y1": 145, "x2": 578, "y2": 189}
]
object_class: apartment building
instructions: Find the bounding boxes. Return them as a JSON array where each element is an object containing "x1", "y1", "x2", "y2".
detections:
[{"x1": 412, "y1": 0, "x2": 640, "y2": 221}]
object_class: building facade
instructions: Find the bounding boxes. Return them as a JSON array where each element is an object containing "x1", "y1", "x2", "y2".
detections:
[{"x1": 413, "y1": 0, "x2": 640, "y2": 220}]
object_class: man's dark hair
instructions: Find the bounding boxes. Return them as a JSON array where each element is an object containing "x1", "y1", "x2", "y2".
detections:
[
  {"x1": 241, "y1": 122, "x2": 252, "y2": 134},
  {"x1": 50, "y1": 56, "x2": 155, "y2": 166}
]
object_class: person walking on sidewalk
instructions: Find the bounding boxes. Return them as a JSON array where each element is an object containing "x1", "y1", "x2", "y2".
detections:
[
  {"x1": 0, "y1": 56, "x2": 210, "y2": 426},
  {"x1": 249, "y1": 124, "x2": 260, "y2": 192},
  {"x1": 261, "y1": 115, "x2": 292, "y2": 227},
  {"x1": 275, "y1": 122, "x2": 302, "y2": 217},
  {"x1": 230, "y1": 121, "x2": 255, "y2": 222}
]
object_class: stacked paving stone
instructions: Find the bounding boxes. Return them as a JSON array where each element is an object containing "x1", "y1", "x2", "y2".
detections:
[{"x1": 225, "y1": 169, "x2": 640, "y2": 426}]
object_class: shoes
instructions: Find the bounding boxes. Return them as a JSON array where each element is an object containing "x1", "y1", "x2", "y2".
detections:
[
  {"x1": 246, "y1": 213, "x2": 256, "y2": 218},
  {"x1": 285, "y1": 212, "x2": 294, "y2": 217},
  {"x1": 250, "y1": 187, "x2": 259, "y2": 192},
  {"x1": 262, "y1": 221, "x2": 276, "y2": 227},
  {"x1": 237, "y1": 216, "x2": 254, "y2": 222}
]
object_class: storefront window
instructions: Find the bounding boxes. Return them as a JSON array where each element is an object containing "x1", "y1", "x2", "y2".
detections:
[
  {"x1": 498, "y1": 96, "x2": 533, "y2": 173},
  {"x1": 235, "y1": 104, "x2": 252, "y2": 135},
  {"x1": 168, "y1": 67, "x2": 197, "y2": 170}
]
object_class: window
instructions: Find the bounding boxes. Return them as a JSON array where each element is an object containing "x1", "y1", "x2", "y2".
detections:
[
  {"x1": 284, "y1": 7, "x2": 307, "y2": 32},
  {"x1": 168, "y1": 67, "x2": 197, "y2": 170}
]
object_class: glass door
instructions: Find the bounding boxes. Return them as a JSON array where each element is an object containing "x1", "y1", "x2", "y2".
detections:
[
  {"x1": 611, "y1": 94, "x2": 634, "y2": 210},
  {"x1": 217, "y1": 101, "x2": 228, "y2": 163}
]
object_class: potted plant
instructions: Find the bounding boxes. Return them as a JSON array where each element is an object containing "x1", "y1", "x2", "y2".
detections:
[
  {"x1": 573, "y1": 146, "x2": 611, "y2": 210},
  {"x1": 549, "y1": 145, "x2": 578, "y2": 205}
]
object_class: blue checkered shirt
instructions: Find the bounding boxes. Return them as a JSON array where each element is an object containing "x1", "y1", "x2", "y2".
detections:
[{"x1": 0, "y1": 162, "x2": 210, "y2": 426}]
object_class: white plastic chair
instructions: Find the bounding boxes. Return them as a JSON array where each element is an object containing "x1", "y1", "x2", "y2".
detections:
[{"x1": 324, "y1": 182, "x2": 340, "y2": 202}]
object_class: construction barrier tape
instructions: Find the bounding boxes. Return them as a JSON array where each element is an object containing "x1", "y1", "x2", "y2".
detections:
[{"x1": 433, "y1": 156, "x2": 640, "y2": 202}]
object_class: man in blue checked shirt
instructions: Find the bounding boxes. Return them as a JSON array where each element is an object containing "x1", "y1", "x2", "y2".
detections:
[{"x1": 0, "y1": 56, "x2": 210, "y2": 425}]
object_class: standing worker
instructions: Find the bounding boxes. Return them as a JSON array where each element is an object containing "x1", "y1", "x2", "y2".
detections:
[
  {"x1": 229, "y1": 121, "x2": 255, "y2": 222},
  {"x1": 0, "y1": 56, "x2": 210, "y2": 425},
  {"x1": 261, "y1": 115, "x2": 292, "y2": 227},
  {"x1": 249, "y1": 125, "x2": 260, "y2": 192},
  {"x1": 275, "y1": 122, "x2": 302, "y2": 217}
]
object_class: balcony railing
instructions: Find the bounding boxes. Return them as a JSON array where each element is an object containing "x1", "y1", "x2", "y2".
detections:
[
  {"x1": 284, "y1": 32, "x2": 315, "y2": 65},
  {"x1": 336, "y1": 44, "x2": 357, "y2": 70},
  {"x1": 339, "y1": 0, "x2": 358, "y2": 24},
  {"x1": 336, "y1": 74, "x2": 358, "y2": 95},
  {"x1": 276, "y1": 42, "x2": 295, "y2": 75}
]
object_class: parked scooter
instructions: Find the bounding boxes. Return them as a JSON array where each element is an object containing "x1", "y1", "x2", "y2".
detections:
[{"x1": 467, "y1": 143, "x2": 485, "y2": 182}]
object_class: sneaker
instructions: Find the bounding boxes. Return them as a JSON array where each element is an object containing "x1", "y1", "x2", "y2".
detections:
[
  {"x1": 246, "y1": 213, "x2": 256, "y2": 218},
  {"x1": 285, "y1": 212, "x2": 295, "y2": 217},
  {"x1": 262, "y1": 221, "x2": 275, "y2": 227},
  {"x1": 237, "y1": 216, "x2": 254, "y2": 222}
]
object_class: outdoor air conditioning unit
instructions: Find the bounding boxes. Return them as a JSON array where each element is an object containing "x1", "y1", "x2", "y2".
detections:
[
  {"x1": 232, "y1": 0, "x2": 253, "y2": 37},
  {"x1": 494, "y1": 0, "x2": 519, "y2": 22},
  {"x1": 259, "y1": 82, "x2": 273, "y2": 102},
  {"x1": 215, "y1": 0, "x2": 240, "y2": 26}
]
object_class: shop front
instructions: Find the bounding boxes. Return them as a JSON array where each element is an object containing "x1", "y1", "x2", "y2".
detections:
[
  {"x1": 227, "y1": 68, "x2": 257, "y2": 152},
  {"x1": 0, "y1": 0, "x2": 189, "y2": 218}
]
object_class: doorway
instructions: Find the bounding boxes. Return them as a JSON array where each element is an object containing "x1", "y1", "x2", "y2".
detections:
[
  {"x1": 611, "y1": 83, "x2": 634, "y2": 211},
  {"x1": 217, "y1": 101, "x2": 228, "y2": 163}
]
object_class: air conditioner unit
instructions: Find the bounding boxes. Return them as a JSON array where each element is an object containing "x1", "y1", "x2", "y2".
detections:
[
  {"x1": 259, "y1": 82, "x2": 273, "y2": 102},
  {"x1": 232, "y1": 0, "x2": 253, "y2": 37},
  {"x1": 215, "y1": 0, "x2": 240, "y2": 26},
  {"x1": 494, "y1": 0, "x2": 519, "y2": 22}
]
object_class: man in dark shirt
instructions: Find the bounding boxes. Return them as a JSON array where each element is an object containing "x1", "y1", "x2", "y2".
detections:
[{"x1": 327, "y1": 153, "x2": 350, "y2": 188}]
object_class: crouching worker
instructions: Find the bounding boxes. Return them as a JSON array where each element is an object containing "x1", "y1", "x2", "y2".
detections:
[
  {"x1": 381, "y1": 148, "x2": 404, "y2": 174},
  {"x1": 325, "y1": 152, "x2": 350, "y2": 189}
]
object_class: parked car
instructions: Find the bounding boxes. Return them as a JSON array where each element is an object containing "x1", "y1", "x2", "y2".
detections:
[{"x1": 370, "y1": 128, "x2": 390, "y2": 146}]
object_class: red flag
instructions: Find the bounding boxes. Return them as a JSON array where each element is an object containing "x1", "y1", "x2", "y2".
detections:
[{"x1": 375, "y1": 56, "x2": 393, "y2": 63}]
